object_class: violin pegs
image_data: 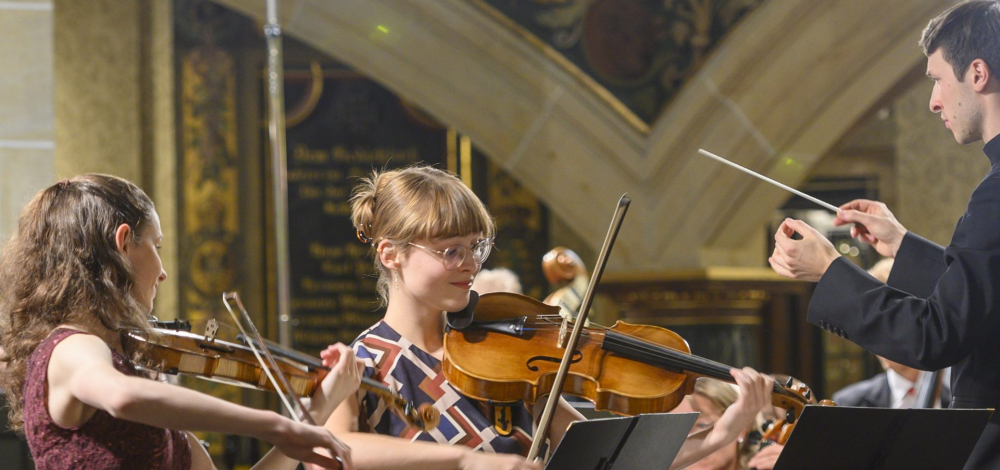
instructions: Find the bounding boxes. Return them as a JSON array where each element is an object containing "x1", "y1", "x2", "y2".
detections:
[
  {"x1": 785, "y1": 376, "x2": 794, "y2": 388},
  {"x1": 803, "y1": 389, "x2": 812, "y2": 400}
]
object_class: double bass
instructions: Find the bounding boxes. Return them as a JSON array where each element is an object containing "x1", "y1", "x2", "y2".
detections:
[{"x1": 541, "y1": 246, "x2": 590, "y2": 320}]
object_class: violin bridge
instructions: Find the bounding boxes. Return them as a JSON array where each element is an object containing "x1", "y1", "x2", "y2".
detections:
[
  {"x1": 557, "y1": 317, "x2": 569, "y2": 349},
  {"x1": 205, "y1": 318, "x2": 219, "y2": 343}
]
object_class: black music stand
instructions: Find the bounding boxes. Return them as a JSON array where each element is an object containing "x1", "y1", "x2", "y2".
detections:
[
  {"x1": 545, "y1": 413, "x2": 697, "y2": 470},
  {"x1": 771, "y1": 406, "x2": 992, "y2": 470}
]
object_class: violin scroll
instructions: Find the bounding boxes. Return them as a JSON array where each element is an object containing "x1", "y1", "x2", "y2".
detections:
[
  {"x1": 762, "y1": 376, "x2": 837, "y2": 444},
  {"x1": 541, "y1": 247, "x2": 585, "y2": 285},
  {"x1": 406, "y1": 403, "x2": 441, "y2": 431}
]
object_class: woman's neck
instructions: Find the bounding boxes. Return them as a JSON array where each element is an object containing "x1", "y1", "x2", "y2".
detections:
[{"x1": 383, "y1": 295, "x2": 446, "y2": 359}]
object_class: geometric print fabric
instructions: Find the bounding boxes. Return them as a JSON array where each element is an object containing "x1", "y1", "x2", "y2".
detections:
[{"x1": 352, "y1": 321, "x2": 535, "y2": 455}]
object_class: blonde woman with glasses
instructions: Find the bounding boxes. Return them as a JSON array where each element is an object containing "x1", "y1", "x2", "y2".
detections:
[{"x1": 322, "y1": 165, "x2": 774, "y2": 470}]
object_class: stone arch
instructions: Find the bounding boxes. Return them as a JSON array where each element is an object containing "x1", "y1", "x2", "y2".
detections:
[{"x1": 215, "y1": 0, "x2": 951, "y2": 269}]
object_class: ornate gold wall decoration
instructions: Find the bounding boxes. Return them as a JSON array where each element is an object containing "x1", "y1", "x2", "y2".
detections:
[
  {"x1": 181, "y1": 46, "x2": 240, "y2": 321},
  {"x1": 176, "y1": 0, "x2": 245, "y2": 455}
]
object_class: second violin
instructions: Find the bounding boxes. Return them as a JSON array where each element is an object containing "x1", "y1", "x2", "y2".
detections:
[{"x1": 125, "y1": 321, "x2": 440, "y2": 431}]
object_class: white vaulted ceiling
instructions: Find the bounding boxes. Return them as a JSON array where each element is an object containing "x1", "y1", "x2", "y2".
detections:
[{"x1": 214, "y1": 0, "x2": 951, "y2": 270}]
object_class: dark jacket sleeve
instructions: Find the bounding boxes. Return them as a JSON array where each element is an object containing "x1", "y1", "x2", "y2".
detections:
[
  {"x1": 886, "y1": 232, "x2": 946, "y2": 297},
  {"x1": 807, "y1": 175, "x2": 1000, "y2": 371}
]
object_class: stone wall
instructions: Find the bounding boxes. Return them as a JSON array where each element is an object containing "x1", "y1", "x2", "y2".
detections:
[
  {"x1": 50, "y1": 0, "x2": 179, "y2": 317},
  {"x1": 0, "y1": 1, "x2": 55, "y2": 242}
]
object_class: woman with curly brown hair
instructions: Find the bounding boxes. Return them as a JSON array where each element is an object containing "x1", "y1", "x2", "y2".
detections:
[{"x1": 0, "y1": 174, "x2": 358, "y2": 470}]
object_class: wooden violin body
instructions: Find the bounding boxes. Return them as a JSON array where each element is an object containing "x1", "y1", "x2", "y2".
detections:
[
  {"x1": 125, "y1": 325, "x2": 440, "y2": 431},
  {"x1": 443, "y1": 293, "x2": 825, "y2": 436},
  {"x1": 444, "y1": 295, "x2": 693, "y2": 415},
  {"x1": 128, "y1": 328, "x2": 321, "y2": 395}
]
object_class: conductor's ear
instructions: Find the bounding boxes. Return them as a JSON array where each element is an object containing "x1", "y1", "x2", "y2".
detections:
[{"x1": 970, "y1": 59, "x2": 992, "y2": 92}]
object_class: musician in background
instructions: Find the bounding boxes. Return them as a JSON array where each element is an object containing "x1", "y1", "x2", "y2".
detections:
[
  {"x1": 671, "y1": 379, "x2": 766, "y2": 470},
  {"x1": 470, "y1": 267, "x2": 523, "y2": 295}
]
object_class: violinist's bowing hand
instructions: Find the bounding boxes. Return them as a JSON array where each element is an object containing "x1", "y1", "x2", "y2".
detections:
[
  {"x1": 747, "y1": 443, "x2": 784, "y2": 470},
  {"x1": 769, "y1": 219, "x2": 840, "y2": 282},
  {"x1": 833, "y1": 199, "x2": 907, "y2": 258},
  {"x1": 713, "y1": 368, "x2": 774, "y2": 444},
  {"x1": 311, "y1": 343, "x2": 363, "y2": 421},
  {"x1": 460, "y1": 452, "x2": 541, "y2": 470},
  {"x1": 268, "y1": 421, "x2": 354, "y2": 470}
]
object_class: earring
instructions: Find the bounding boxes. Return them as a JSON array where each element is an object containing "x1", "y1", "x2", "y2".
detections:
[{"x1": 393, "y1": 270, "x2": 399, "y2": 290}]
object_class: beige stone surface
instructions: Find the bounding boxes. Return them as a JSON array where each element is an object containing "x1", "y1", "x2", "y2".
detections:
[
  {"x1": 895, "y1": 80, "x2": 989, "y2": 246},
  {"x1": 143, "y1": 0, "x2": 179, "y2": 321},
  {"x1": 53, "y1": 0, "x2": 141, "y2": 182},
  {"x1": 0, "y1": 8, "x2": 54, "y2": 142},
  {"x1": 0, "y1": 148, "x2": 55, "y2": 240},
  {"x1": 0, "y1": 3, "x2": 54, "y2": 242},
  {"x1": 216, "y1": 0, "x2": 954, "y2": 270}
]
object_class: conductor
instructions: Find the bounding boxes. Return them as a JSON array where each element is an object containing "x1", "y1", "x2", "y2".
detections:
[{"x1": 767, "y1": 2, "x2": 1000, "y2": 469}]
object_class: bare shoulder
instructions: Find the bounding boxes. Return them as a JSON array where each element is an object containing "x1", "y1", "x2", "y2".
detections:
[{"x1": 49, "y1": 332, "x2": 113, "y2": 371}]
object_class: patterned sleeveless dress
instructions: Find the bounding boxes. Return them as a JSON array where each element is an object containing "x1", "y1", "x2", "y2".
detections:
[
  {"x1": 23, "y1": 328, "x2": 192, "y2": 470},
  {"x1": 353, "y1": 320, "x2": 537, "y2": 454}
]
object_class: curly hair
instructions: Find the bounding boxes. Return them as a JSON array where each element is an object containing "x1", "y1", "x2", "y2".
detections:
[{"x1": 0, "y1": 174, "x2": 158, "y2": 432}]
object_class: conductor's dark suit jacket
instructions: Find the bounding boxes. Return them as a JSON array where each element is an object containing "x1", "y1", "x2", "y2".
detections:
[{"x1": 809, "y1": 136, "x2": 1000, "y2": 470}]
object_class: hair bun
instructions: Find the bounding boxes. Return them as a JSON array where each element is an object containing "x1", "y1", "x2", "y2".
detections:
[{"x1": 356, "y1": 228, "x2": 373, "y2": 245}]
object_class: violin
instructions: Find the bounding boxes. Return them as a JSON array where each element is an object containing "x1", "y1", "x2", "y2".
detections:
[
  {"x1": 123, "y1": 320, "x2": 440, "y2": 431},
  {"x1": 442, "y1": 292, "x2": 833, "y2": 442}
]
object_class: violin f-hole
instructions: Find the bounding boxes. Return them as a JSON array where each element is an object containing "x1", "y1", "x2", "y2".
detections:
[{"x1": 525, "y1": 350, "x2": 583, "y2": 372}]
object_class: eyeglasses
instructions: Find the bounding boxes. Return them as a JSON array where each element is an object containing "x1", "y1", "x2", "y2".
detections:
[{"x1": 407, "y1": 238, "x2": 494, "y2": 271}]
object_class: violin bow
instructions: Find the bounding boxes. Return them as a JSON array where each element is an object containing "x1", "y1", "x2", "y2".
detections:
[
  {"x1": 222, "y1": 292, "x2": 318, "y2": 426},
  {"x1": 526, "y1": 194, "x2": 631, "y2": 463}
]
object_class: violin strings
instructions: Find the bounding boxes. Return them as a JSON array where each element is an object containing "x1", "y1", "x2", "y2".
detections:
[
  {"x1": 472, "y1": 317, "x2": 801, "y2": 400},
  {"x1": 602, "y1": 331, "x2": 798, "y2": 400}
]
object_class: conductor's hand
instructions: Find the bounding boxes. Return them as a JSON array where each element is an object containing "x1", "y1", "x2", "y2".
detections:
[
  {"x1": 834, "y1": 199, "x2": 907, "y2": 258},
  {"x1": 769, "y1": 219, "x2": 840, "y2": 282}
]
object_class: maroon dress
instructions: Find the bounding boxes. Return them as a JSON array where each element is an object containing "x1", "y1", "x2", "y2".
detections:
[{"x1": 23, "y1": 328, "x2": 192, "y2": 470}]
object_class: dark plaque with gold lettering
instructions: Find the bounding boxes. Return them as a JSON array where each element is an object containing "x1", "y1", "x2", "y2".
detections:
[{"x1": 283, "y1": 66, "x2": 447, "y2": 352}]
